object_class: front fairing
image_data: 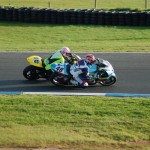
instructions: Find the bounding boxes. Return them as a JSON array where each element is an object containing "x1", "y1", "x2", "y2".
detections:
[{"x1": 89, "y1": 60, "x2": 116, "y2": 80}]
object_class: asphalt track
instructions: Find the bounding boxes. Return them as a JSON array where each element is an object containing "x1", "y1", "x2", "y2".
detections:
[{"x1": 0, "y1": 52, "x2": 150, "y2": 94}]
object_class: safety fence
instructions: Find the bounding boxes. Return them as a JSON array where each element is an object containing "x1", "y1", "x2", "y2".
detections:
[{"x1": 0, "y1": 7, "x2": 150, "y2": 26}]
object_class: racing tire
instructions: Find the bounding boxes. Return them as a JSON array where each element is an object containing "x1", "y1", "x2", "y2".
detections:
[
  {"x1": 99, "y1": 76, "x2": 117, "y2": 86},
  {"x1": 23, "y1": 65, "x2": 41, "y2": 80}
]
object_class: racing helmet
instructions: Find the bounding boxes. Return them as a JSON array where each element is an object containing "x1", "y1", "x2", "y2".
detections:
[
  {"x1": 60, "y1": 47, "x2": 71, "y2": 57},
  {"x1": 85, "y1": 54, "x2": 96, "y2": 64}
]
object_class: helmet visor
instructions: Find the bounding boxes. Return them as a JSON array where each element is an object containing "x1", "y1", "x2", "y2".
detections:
[{"x1": 66, "y1": 53, "x2": 72, "y2": 57}]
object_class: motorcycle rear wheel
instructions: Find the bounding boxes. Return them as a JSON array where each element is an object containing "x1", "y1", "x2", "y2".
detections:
[
  {"x1": 23, "y1": 65, "x2": 42, "y2": 80},
  {"x1": 99, "y1": 76, "x2": 116, "y2": 86}
]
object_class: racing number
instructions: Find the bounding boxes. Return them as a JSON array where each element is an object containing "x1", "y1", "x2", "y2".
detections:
[
  {"x1": 34, "y1": 58, "x2": 39, "y2": 64},
  {"x1": 56, "y1": 67, "x2": 64, "y2": 72}
]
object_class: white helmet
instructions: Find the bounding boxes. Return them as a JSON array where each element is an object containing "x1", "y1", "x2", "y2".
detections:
[{"x1": 60, "y1": 47, "x2": 71, "y2": 57}]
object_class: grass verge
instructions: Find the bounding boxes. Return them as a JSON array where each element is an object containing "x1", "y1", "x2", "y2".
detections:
[
  {"x1": 0, "y1": 22, "x2": 150, "y2": 52},
  {"x1": 0, "y1": 0, "x2": 148, "y2": 10},
  {"x1": 0, "y1": 95, "x2": 149, "y2": 149}
]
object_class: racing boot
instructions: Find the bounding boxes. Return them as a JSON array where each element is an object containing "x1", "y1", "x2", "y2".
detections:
[{"x1": 81, "y1": 81, "x2": 88, "y2": 87}]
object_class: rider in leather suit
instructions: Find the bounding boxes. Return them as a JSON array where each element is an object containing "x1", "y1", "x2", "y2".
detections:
[{"x1": 70, "y1": 54, "x2": 96, "y2": 87}]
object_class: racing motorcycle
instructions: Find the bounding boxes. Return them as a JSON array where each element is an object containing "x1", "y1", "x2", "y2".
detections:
[
  {"x1": 23, "y1": 54, "x2": 80, "y2": 80},
  {"x1": 50, "y1": 58, "x2": 117, "y2": 86}
]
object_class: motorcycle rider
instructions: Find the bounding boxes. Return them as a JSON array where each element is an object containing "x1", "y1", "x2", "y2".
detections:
[
  {"x1": 70, "y1": 54, "x2": 96, "y2": 87},
  {"x1": 44, "y1": 47, "x2": 71, "y2": 71}
]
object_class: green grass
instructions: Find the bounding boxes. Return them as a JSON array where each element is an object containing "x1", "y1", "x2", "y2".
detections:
[
  {"x1": 0, "y1": 22, "x2": 150, "y2": 52},
  {"x1": 0, "y1": 95, "x2": 150, "y2": 149},
  {"x1": 0, "y1": 0, "x2": 149, "y2": 10}
]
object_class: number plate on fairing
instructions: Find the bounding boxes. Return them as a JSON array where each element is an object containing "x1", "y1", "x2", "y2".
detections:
[{"x1": 51, "y1": 63, "x2": 69, "y2": 76}]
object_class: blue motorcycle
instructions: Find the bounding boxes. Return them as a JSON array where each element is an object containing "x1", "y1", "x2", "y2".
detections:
[{"x1": 50, "y1": 58, "x2": 117, "y2": 86}]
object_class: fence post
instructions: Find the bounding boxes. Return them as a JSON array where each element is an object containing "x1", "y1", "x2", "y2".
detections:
[
  {"x1": 94, "y1": 0, "x2": 97, "y2": 9},
  {"x1": 145, "y1": 0, "x2": 147, "y2": 9},
  {"x1": 48, "y1": 1, "x2": 50, "y2": 8}
]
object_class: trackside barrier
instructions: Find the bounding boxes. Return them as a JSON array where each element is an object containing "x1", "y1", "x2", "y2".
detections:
[
  {"x1": 0, "y1": 91, "x2": 150, "y2": 97},
  {"x1": 0, "y1": 7, "x2": 150, "y2": 26}
]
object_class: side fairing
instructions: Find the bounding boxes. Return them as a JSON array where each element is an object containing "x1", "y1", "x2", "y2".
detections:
[{"x1": 51, "y1": 63, "x2": 69, "y2": 76}]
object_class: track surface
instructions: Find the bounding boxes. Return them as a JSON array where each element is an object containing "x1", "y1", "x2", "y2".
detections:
[{"x1": 0, "y1": 52, "x2": 150, "y2": 94}]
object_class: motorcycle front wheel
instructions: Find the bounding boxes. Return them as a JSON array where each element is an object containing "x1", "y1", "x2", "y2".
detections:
[
  {"x1": 23, "y1": 65, "x2": 43, "y2": 80},
  {"x1": 99, "y1": 76, "x2": 117, "y2": 86}
]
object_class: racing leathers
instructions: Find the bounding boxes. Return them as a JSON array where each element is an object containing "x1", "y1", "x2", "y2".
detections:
[
  {"x1": 44, "y1": 50, "x2": 65, "y2": 71},
  {"x1": 70, "y1": 59, "x2": 90, "y2": 87}
]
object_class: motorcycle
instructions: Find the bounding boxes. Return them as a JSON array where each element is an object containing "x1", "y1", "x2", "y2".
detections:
[
  {"x1": 23, "y1": 54, "x2": 81, "y2": 81},
  {"x1": 50, "y1": 58, "x2": 117, "y2": 87}
]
